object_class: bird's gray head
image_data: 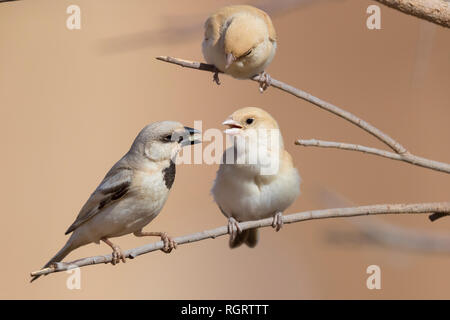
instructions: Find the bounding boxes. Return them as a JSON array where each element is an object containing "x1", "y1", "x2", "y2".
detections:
[{"x1": 130, "y1": 121, "x2": 201, "y2": 162}]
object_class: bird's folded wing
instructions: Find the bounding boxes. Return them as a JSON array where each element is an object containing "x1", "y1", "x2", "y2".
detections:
[
  {"x1": 247, "y1": 5, "x2": 277, "y2": 42},
  {"x1": 64, "y1": 167, "x2": 133, "y2": 235}
]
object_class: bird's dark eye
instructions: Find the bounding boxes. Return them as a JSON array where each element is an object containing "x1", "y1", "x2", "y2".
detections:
[
  {"x1": 246, "y1": 118, "x2": 254, "y2": 125},
  {"x1": 242, "y1": 49, "x2": 253, "y2": 57},
  {"x1": 162, "y1": 134, "x2": 172, "y2": 142}
]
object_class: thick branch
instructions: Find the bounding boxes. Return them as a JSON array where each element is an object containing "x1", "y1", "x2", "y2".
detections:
[
  {"x1": 30, "y1": 202, "x2": 450, "y2": 277},
  {"x1": 156, "y1": 56, "x2": 450, "y2": 174},
  {"x1": 374, "y1": 0, "x2": 450, "y2": 28},
  {"x1": 296, "y1": 139, "x2": 450, "y2": 173}
]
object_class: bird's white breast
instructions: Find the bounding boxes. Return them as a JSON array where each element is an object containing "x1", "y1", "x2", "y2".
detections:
[
  {"x1": 228, "y1": 40, "x2": 276, "y2": 79},
  {"x1": 212, "y1": 164, "x2": 300, "y2": 221},
  {"x1": 115, "y1": 170, "x2": 169, "y2": 232},
  {"x1": 202, "y1": 36, "x2": 277, "y2": 79}
]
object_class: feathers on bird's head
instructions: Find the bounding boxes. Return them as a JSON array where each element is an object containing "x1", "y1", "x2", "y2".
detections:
[
  {"x1": 223, "y1": 13, "x2": 270, "y2": 68},
  {"x1": 223, "y1": 107, "x2": 279, "y2": 135},
  {"x1": 222, "y1": 107, "x2": 285, "y2": 174},
  {"x1": 130, "y1": 121, "x2": 201, "y2": 162}
]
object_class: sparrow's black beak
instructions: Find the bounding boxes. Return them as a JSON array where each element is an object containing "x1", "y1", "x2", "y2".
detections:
[{"x1": 180, "y1": 126, "x2": 201, "y2": 146}]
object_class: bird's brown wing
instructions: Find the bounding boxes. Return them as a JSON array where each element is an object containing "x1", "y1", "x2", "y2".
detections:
[{"x1": 64, "y1": 166, "x2": 133, "y2": 235}]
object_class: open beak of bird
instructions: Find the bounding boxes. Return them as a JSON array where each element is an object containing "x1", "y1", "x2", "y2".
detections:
[
  {"x1": 180, "y1": 126, "x2": 202, "y2": 146},
  {"x1": 223, "y1": 118, "x2": 243, "y2": 136},
  {"x1": 225, "y1": 53, "x2": 236, "y2": 69}
]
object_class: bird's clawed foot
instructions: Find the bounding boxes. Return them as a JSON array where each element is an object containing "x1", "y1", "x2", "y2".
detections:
[
  {"x1": 133, "y1": 230, "x2": 177, "y2": 254},
  {"x1": 160, "y1": 232, "x2": 177, "y2": 254},
  {"x1": 102, "y1": 238, "x2": 126, "y2": 265},
  {"x1": 258, "y1": 71, "x2": 272, "y2": 92},
  {"x1": 272, "y1": 212, "x2": 283, "y2": 232},
  {"x1": 228, "y1": 217, "x2": 242, "y2": 241},
  {"x1": 111, "y1": 246, "x2": 126, "y2": 265},
  {"x1": 213, "y1": 71, "x2": 221, "y2": 85}
]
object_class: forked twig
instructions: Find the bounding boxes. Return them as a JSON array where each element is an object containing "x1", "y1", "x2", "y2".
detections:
[{"x1": 156, "y1": 56, "x2": 450, "y2": 174}]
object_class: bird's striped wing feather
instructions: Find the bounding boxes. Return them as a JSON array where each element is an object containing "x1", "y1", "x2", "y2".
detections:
[{"x1": 64, "y1": 167, "x2": 133, "y2": 234}]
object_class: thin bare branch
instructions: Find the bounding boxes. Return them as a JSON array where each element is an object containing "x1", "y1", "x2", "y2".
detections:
[
  {"x1": 157, "y1": 56, "x2": 406, "y2": 154},
  {"x1": 156, "y1": 56, "x2": 450, "y2": 174},
  {"x1": 296, "y1": 139, "x2": 450, "y2": 173},
  {"x1": 374, "y1": 0, "x2": 450, "y2": 28},
  {"x1": 30, "y1": 202, "x2": 450, "y2": 278}
]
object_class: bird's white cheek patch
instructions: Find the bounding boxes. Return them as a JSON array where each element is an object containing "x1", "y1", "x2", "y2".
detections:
[
  {"x1": 224, "y1": 128, "x2": 242, "y2": 136},
  {"x1": 234, "y1": 60, "x2": 245, "y2": 68}
]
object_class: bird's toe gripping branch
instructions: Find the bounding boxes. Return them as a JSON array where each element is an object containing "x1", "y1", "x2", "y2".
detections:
[
  {"x1": 272, "y1": 212, "x2": 283, "y2": 232},
  {"x1": 257, "y1": 71, "x2": 272, "y2": 92},
  {"x1": 133, "y1": 230, "x2": 177, "y2": 253},
  {"x1": 160, "y1": 232, "x2": 177, "y2": 253},
  {"x1": 102, "y1": 238, "x2": 126, "y2": 265},
  {"x1": 227, "y1": 217, "x2": 242, "y2": 241}
]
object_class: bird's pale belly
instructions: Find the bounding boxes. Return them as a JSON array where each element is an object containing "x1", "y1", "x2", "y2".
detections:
[
  {"x1": 74, "y1": 191, "x2": 169, "y2": 244},
  {"x1": 215, "y1": 172, "x2": 300, "y2": 222},
  {"x1": 105, "y1": 171, "x2": 171, "y2": 237},
  {"x1": 229, "y1": 188, "x2": 285, "y2": 221},
  {"x1": 108, "y1": 193, "x2": 168, "y2": 237}
]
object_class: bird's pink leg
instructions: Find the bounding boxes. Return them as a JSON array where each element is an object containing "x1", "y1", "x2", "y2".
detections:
[
  {"x1": 258, "y1": 71, "x2": 272, "y2": 92},
  {"x1": 227, "y1": 217, "x2": 242, "y2": 241},
  {"x1": 133, "y1": 230, "x2": 177, "y2": 253},
  {"x1": 272, "y1": 212, "x2": 283, "y2": 232},
  {"x1": 101, "y1": 238, "x2": 126, "y2": 265}
]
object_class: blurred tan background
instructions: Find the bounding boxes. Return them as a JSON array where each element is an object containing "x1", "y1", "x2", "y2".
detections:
[{"x1": 1, "y1": 0, "x2": 449, "y2": 299}]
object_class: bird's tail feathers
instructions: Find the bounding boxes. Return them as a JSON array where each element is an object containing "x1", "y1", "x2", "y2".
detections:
[
  {"x1": 244, "y1": 228, "x2": 259, "y2": 248},
  {"x1": 229, "y1": 228, "x2": 259, "y2": 249},
  {"x1": 30, "y1": 241, "x2": 75, "y2": 283}
]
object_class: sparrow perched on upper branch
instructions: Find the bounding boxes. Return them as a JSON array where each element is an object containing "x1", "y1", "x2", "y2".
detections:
[
  {"x1": 31, "y1": 121, "x2": 201, "y2": 282},
  {"x1": 211, "y1": 107, "x2": 301, "y2": 248},
  {"x1": 202, "y1": 5, "x2": 277, "y2": 92}
]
